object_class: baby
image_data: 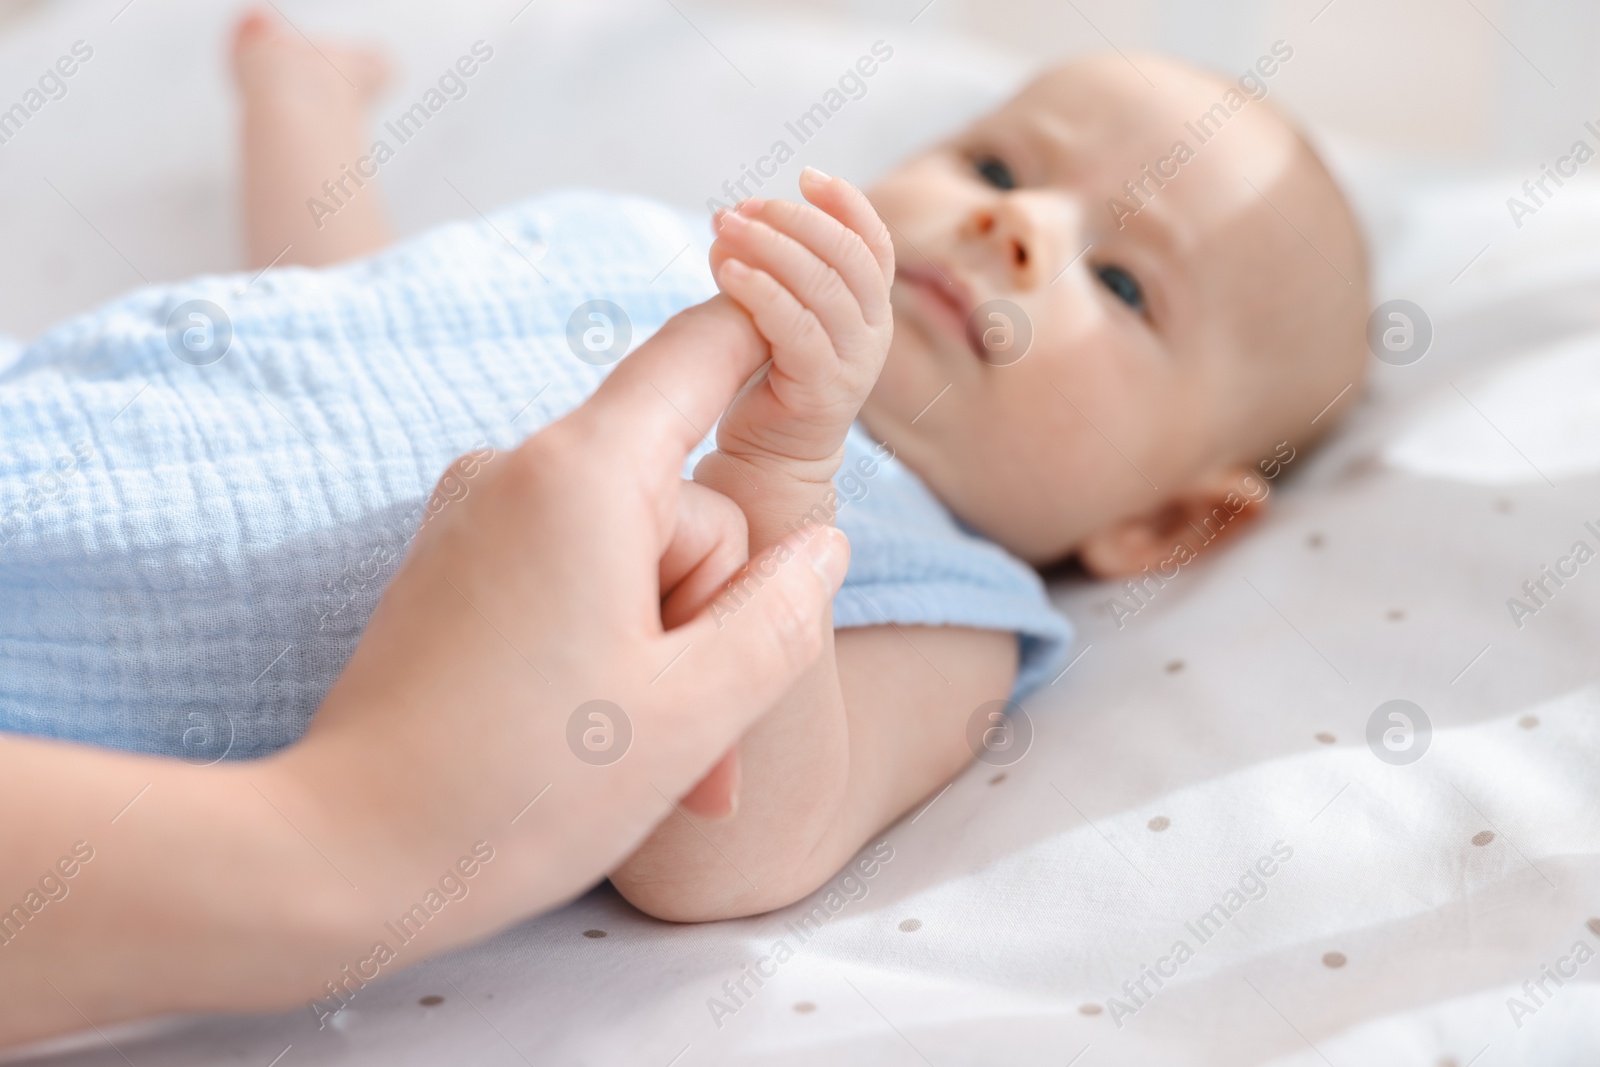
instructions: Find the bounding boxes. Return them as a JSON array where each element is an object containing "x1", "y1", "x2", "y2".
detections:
[
  {"x1": 0, "y1": 15, "x2": 1367, "y2": 924},
  {"x1": 616, "y1": 50, "x2": 1370, "y2": 918}
]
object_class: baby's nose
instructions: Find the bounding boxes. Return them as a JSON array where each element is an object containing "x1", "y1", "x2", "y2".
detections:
[{"x1": 967, "y1": 197, "x2": 1046, "y2": 289}]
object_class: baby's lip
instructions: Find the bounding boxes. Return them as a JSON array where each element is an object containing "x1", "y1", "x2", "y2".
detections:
[{"x1": 894, "y1": 262, "x2": 981, "y2": 359}]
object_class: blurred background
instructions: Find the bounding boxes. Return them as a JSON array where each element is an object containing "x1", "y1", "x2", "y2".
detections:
[
  {"x1": 0, "y1": 0, "x2": 1596, "y2": 338},
  {"x1": 747, "y1": 0, "x2": 1600, "y2": 162}
]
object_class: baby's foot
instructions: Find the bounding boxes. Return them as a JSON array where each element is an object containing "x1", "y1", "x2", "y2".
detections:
[
  {"x1": 698, "y1": 170, "x2": 895, "y2": 546},
  {"x1": 231, "y1": 9, "x2": 396, "y2": 269},
  {"x1": 231, "y1": 9, "x2": 390, "y2": 112}
]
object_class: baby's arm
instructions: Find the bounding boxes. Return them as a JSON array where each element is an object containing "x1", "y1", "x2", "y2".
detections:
[
  {"x1": 610, "y1": 173, "x2": 1019, "y2": 919},
  {"x1": 612, "y1": 622, "x2": 1016, "y2": 921}
]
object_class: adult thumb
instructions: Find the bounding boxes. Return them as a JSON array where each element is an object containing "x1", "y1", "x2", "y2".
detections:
[{"x1": 649, "y1": 526, "x2": 850, "y2": 750}]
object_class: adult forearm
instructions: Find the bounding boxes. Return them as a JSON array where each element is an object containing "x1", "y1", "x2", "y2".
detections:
[{"x1": 0, "y1": 736, "x2": 367, "y2": 1048}]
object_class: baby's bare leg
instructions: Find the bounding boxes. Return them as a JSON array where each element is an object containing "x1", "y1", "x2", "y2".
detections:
[{"x1": 232, "y1": 11, "x2": 393, "y2": 269}]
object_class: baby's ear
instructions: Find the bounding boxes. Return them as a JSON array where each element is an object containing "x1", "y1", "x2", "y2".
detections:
[{"x1": 1076, "y1": 466, "x2": 1265, "y2": 579}]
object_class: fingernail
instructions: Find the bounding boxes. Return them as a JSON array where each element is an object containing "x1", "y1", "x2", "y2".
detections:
[
  {"x1": 719, "y1": 209, "x2": 747, "y2": 231},
  {"x1": 804, "y1": 526, "x2": 849, "y2": 589},
  {"x1": 801, "y1": 165, "x2": 831, "y2": 183},
  {"x1": 711, "y1": 206, "x2": 729, "y2": 227},
  {"x1": 720, "y1": 257, "x2": 750, "y2": 278},
  {"x1": 736, "y1": 197, "x2": 764, "y2": 216},
  {"x1": 723, "y1": 760, "x2": 741, "y2": 819}
]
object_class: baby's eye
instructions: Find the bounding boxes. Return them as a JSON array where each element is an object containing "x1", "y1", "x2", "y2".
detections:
[
  {"x1": 1096, "y1": 264, "x2": 1145, "y2": 315},
  {"x1": 973, "y1": 155, "x2": 1016, "y2": 191}
]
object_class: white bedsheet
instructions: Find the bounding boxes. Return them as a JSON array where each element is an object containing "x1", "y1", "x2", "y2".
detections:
[{"x1": 3, "y1": 1, "x2": 1598, "y2": 1063}]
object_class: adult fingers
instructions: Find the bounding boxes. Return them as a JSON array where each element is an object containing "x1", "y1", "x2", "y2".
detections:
[
  {"x1": 573, "y1": 294, "x2": 768, "y2": 480},
  {"x1": 659, "y1": 481, "x2": 752, "y2": 820},
  {"x1": 679, "y1": 746, "x2": 741, "y2": 820},
  {"x1": 660, "y1": 481, "x2": 749, "y2": 632},
  {"x1": 647, "y1": 526, "x2": 849, "y2": 749}
]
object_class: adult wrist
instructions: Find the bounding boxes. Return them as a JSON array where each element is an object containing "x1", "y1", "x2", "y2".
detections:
[{"x1": 184, "y1": 754, "x2": 382, "y2": 1013}]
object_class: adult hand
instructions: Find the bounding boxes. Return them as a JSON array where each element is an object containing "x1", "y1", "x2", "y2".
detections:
[
  {"x1": 289, "y1": 292, "x2": 851, "y2": 931},
  {"x1": 0, "y1": 294, "x2": 848, "y2": 1047}
]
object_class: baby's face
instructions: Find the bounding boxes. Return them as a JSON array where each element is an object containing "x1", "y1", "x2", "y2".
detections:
[{"x1": 861, "y1": 56, "x2": 1316, "y2": 565}]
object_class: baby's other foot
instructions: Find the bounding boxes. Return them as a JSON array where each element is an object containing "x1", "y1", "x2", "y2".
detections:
[
  {"x1": 231, "y1": 9, "x2": 391, "y2": 110},
  {"x1": 702, "y1": 169, "x2": 895, "y2": 531},
  {"x1": 231, "y1": 8, "x2": 397, "y2": 268}
]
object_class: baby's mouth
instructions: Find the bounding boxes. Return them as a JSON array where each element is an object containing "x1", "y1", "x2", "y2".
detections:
[{"x1": 895, "y1": 264, "x2": 980, "y2": 360}]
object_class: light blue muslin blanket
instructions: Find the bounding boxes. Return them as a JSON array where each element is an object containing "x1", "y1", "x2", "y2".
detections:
[{"x1": 0, "y1": 191, "x2": 1070, "y2": 760}]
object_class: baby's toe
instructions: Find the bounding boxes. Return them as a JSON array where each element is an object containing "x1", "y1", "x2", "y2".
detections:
[
  {"x1": 230, "y1": 9, "x2": 391, "y2": 102},
  {"x1": 229, "y1": 9, "x2": 284, "y2": 77}
]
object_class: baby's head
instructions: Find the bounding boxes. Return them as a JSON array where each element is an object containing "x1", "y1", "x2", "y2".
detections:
[{"x1": 861, "y1": 52, "x2": 1368, "y2": 573}]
